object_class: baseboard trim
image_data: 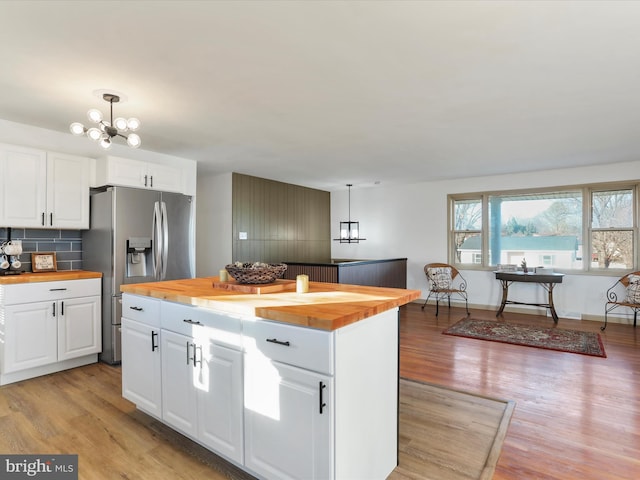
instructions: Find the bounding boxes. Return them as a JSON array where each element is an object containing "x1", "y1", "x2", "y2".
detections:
[{"x1": 412, "y1": 299, "x2": 634, "y2": 326}]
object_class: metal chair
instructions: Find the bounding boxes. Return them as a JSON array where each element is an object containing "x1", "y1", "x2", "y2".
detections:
[
  {"x1": 421, "y1": 263, "x2": 469, "y2": 316},
  {"x1": 602, "y1": 271, "x2": 640, "y2": 330}
]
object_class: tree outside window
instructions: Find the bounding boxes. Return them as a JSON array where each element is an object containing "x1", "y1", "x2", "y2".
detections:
[
  {"x1": 591, "y1": 189, "x2": 634, "y2": 269},
  {"x1": 452, "y1": 199, "x2": 481, "y2": 264}
]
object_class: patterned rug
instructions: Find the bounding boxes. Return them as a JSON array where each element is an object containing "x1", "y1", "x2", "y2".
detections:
[{"x1": 443, "y1": 318, "x2": 606, "y2": 357}]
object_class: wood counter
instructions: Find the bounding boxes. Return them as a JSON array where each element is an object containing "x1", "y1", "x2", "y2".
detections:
[
  {"x1": 0, "y1": 270, "x2": 102, "y2": 284},
  {"x1": 120, "y1": 277, "x2": 420, "y2": 330}
]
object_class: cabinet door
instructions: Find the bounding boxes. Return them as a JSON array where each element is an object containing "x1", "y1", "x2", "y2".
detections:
[
  {"x1": 244, "y1": 357, "x2": 333, "y2": 480},
  {"x1": 147, "y1": 163, "x2": 182, "y2": 193},
  {"x1": 57, "y1": 296, "x2": 101, "y2": 361},
  {"x1": 46, "y1": 152, "x2": 90, "y2": 229},
  {"x1": 161, "y1": 329, "x2": 198, "y2": 437},
  {"x1": 198, "y1": 342, "x2": 244, "y2": 464},
  {"x1": 2, "y1": 301, "x2": 57, "y2": 374},
  {"x1": 110, "y1": 156, "x2": 147, "y2": 188},
  {"x1": 0, "y1": 144, "x2": 47, "y2": 227},
  {"x1": 121, "y1": 318, "x2": 162, "y2": 418}
]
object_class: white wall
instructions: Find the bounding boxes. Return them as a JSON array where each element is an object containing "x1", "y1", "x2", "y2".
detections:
[
  {"x1": 195, "y1": 172, "x2": 232, "y2": 277},
  {"x1": 331, "y1": 161, "x2": 640, "y2": 321}
]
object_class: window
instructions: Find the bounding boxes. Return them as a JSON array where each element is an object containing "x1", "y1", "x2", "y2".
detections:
[
  {"x1": 487, "y1": 191, "x2": 582, "y2": 270},
  {"x1": 590, "y1": 189, "x2": 634, "y2": 269},
  {"x1": 452, "y1": 198, "x2": 482, "y2": 265},
  {"x1": 449, "y1": 182, "x2": 638, "y2": 272}
]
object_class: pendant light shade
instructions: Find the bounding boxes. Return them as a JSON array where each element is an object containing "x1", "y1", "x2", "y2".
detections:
[{"x1": 333, "y1": 184, "x2": 366, "y2": 243}]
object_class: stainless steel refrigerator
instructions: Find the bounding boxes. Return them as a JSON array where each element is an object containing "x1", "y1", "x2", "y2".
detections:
[{"x1": 82, "y1": 186, "x2": 195, "y2": 364}]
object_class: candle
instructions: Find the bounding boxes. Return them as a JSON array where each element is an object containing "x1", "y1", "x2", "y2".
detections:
[
  {"x1": 219, "y1": 269, "x2": 229, "y2": 282},
  {"x1": 296, "y1": 274, "x2": 309, "y2": 293}
]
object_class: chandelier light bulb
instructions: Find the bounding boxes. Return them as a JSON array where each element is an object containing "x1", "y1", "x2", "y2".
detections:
[
  {"x1": 87, "y1": 108, "x2": 103, "y2": 123},
  {"x1": 127, "y1": 133, "x2": 141, "y2": 148},
  {"x1": 127, "y1": 117, "x2": 141, "y2": 131},
  {"x1": 114, "y1": 117, "x2": 128, "y2": 131},
  {"x1": 87, "y1": 127, "x2": 102, "y2": 141},
  {"x1": 99, "y1": 135, "x2": 112, "y2": 150},
  {"x1": 69, "y1": 122, "x2": 85, "y2": 136}
]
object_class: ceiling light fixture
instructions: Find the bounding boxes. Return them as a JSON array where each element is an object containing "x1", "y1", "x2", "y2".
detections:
[
  {"x1": 333, "y1": 184, "x2": 366, "y2": 243},
  {"x1": 70, "y1": 93, "x2": 141, "y2": 150}
]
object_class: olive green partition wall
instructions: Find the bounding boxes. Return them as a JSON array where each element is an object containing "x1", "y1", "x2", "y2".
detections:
[{"x1": 232, "y1": 173, "x2": 331, "y2": 263}]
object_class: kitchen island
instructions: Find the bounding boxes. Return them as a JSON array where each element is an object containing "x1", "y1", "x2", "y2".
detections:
[{"x1": 120, "y1": 277, "x2": 419, "y2": 480}]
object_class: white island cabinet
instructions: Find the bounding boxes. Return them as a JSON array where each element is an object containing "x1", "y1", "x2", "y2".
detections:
[
  {"x1": 121, "y1": 294, "x2": 162, "y2": 418},
  {"x1": 122, "y1": 296, "x2": 244, "y2": 465},
  {"x1": 0, "y1": 277, "x2": 101, "y2": 386},
  {"x1": 120, "y1": 290, "x2": 400, "y2": 480}
]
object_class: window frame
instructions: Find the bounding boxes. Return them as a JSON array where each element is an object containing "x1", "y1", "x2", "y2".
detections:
[{"x1": 448, "y1": 181, "x2": 639, "y2": 274}]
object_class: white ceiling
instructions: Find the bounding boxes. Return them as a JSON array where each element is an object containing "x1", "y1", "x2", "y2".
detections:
[{"x1": 2, "y1": 0, "x2": 640, "y2": 191}]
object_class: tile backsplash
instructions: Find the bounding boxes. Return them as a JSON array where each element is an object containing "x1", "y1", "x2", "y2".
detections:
[{"x1": 0, "y1": 228, "x2": 83, "y2": 272}]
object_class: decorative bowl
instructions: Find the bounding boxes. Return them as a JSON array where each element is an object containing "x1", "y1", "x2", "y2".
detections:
[{"x1": 224, "y1": 262, "x2": 288, "y2": 284}]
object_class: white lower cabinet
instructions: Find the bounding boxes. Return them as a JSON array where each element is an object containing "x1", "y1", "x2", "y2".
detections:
[
  {"x1": 58, "y1": 295, "x2": 101, "y2": 361},
  {"x1": 3, "y1": 301, "x2": 58, "y2": 373},
  {"x1": 121, "y1": 297, "x2": 245, "y2": 465},
  {"x1": 121, "y1": 316, "x2": 162, "y2": 418},
  {"x1": 0, "y1": 278, "x2": 102, "y2": 385},
  {"x1": 161, "y1": 328, "x2": 243, "y2": 463},
  {"x1": 244, "y1": 357, "x2": 332, "y2": 480},
  {"x1": 121, "y1": 293, "x2": 399, "y2": 480},
  {"x1": 161, "y1": 329, "x2": 199, "y2": 436}
]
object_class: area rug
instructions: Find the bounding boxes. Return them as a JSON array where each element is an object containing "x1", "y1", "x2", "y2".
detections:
[
  {"x1": 135, "y1": 379, "x2": 515, "y2": 480},
  {"x1": 443, "y1": 318, "x2": 606, "y2": 358},
  {"x1": 391, "y1": 379, "x2": 515, "y2": 480}
]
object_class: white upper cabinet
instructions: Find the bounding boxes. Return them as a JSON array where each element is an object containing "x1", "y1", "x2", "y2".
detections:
[
  {"x1": 0, "y1": 144, "x2": 89, "y2": 229},
  {"x1": 94, "y1": 155, "x2": 195, "y2": 194},
  {"x1": 47, "y1": 152, "x2": 90, "y2": 229}
]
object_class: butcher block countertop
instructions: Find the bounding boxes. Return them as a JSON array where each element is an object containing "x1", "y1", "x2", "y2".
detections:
[
  {"x1": 0, "y1": 270, "x2": 102, "y2": 284},
  {"x1": 121, "y1": 277, "x2": 421, "y2": 331}
]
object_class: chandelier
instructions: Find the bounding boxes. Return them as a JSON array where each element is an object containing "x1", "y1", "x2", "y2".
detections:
[
  {"x1": 333, "y1": 184, "x2": 366, "y2": 243},
  {"x1": 70, "y1": 93, "x2": 141, "y2": 149}
]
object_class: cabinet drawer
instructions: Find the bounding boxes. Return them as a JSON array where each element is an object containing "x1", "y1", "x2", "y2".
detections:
[
  {"x1": 161, "y1": 301, "x2": 242, "y2": 349},
  {"x1": 244, "y1": 320, "x2": 333, "y2": 375},
  {"x1": 122, "y1": 294, "x2": 160, "y2": 327},
  {"x1": 1, "y1": 278, "x2": 101, "y2": 305}
]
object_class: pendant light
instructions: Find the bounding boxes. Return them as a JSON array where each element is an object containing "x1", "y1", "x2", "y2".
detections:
[{"x1": 333, "y1": 184, "x2": 366, "y2": 243}]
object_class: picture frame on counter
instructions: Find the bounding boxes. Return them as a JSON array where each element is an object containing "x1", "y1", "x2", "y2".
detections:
[{"x1": 31, "y1": 252, "x2": 57, "y2": 272}]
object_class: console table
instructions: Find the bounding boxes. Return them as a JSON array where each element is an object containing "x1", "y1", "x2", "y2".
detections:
[{"x1": 494, "y1": 271, "x2": 565, "y2": 322}]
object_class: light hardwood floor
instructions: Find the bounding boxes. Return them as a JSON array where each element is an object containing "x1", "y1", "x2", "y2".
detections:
[
  {"x1": 1, "y1": 303, "x2": 638, "y2": 479},
  {"x1": 401, "y1": 302, "x2": 640, "y2": 479}
]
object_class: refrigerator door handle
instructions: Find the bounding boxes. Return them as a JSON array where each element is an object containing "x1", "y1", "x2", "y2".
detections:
[
  {"x1": 161, "y1": 201, "x2": 169, "y2": 280},
  {"x1": 153, "y1": 201, "x2": 163, "y2": 280}
]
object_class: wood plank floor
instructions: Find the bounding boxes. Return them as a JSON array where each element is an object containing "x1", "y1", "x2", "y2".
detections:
[
  {"x1": 1, "y1": 303, "x2": 638, "y2": 479},
  {"x1": 401, "y1": 302, "x2": 640, "y2": 479}
]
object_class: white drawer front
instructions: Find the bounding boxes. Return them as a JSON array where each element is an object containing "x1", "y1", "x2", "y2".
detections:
[
  {"x1": 244, "y1": 320, "x2": 334, "y2": 375},
  {"x1": 161, "y1": 301, "x2": 242, "y2": 350},
  {"x1": 1, "y1": 278, "x2": 101, "y2": 305},
  {"x1": 122, "y1": 294, "x2": 160, "y2": 327}
]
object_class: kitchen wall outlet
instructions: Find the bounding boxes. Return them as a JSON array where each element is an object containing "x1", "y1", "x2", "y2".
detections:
[{"x1": 239, "y1": 232, "x2": 248, "y2": 240}]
